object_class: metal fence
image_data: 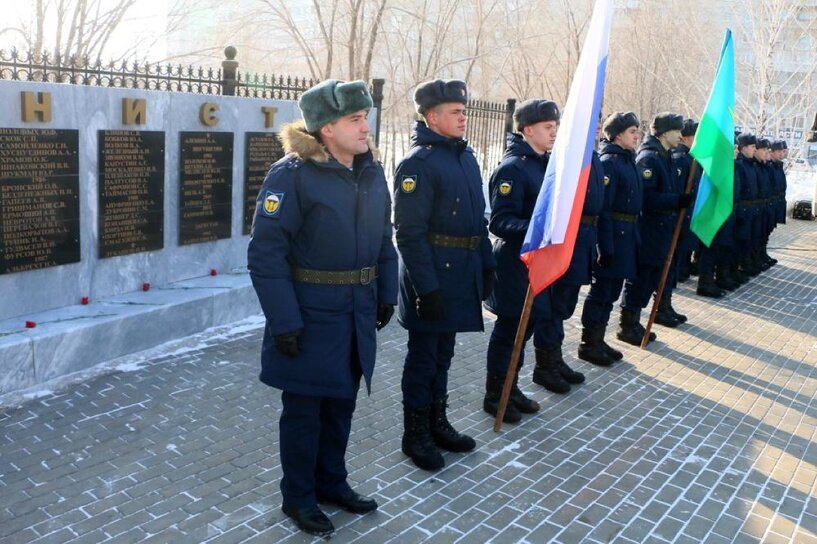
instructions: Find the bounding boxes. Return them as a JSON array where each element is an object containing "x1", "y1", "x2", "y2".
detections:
[{"x1": 0, "y1": 46, "x2": 510, "y2": 175}]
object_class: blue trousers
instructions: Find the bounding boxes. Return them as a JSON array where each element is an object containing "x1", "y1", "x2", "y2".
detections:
[
  {"x1": 536, "y1": 281, "x2": 581, "y2": 348},
  {"x1": 622, "y1": 265, "x2": 663, "y2": 311},
  {"x1": 279, "y1": 390, "x2": 358, "y2": 509},
  {"x1": 581, "y1": 276, "x2": 625, "y2": 328},
  {"x1": 697, "y1": 245, "x2": 716, "y2": 276},
  {"x1": 486, "y1": 313, "x2": 555, "y2": 376},
  {"x1": 402, "y1": 330, "x2": 456, "y2": 409}
]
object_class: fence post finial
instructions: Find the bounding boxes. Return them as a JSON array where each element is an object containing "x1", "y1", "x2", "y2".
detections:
[
  {"x1": 222, "y1": 46, "x2": 238, "y2": 96},
  {"x1": 371, "y1": 78, "x2": 385, "y2": 147}
]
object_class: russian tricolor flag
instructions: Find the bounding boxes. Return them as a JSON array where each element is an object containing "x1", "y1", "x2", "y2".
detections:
[{"x1": 520, "y1": 0, "x2": 613, "y2": 295}]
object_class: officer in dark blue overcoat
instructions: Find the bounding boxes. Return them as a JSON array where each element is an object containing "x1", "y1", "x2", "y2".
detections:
[
  {"x1": 248, "y1": 79, "x2": 398, "y2": 537},
  {"x1": 771, "y1": 140, "x2": 787, "y2": 233},
  {"x1": 393, "y1": 80, "x2": 496, "y2": 471},
  {"x1": 619, "y1": 113, "x2": 692, "y2": 345},
  {"x1": 754, "y1": 138, "x2": 776, "y2": 271},
  {"x1": 735, "y1": 133, "x2": 760, "y2": 280},
  {"x1": 482, "y1": 99, "x2": 578, "y2": 422},
  {"x1": 671, "y1": 120, "x2": 701, "y2": 283},
  {"x1": 580, "y1": 112, "x2": 642, "y2": 363},
  {"x1": 533, "y1": 120, "x2": 606, "y2": 384}
]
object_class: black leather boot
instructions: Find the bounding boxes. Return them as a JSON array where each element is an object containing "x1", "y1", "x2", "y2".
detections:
[
  {"x1": 617, "y1": 308, "x2": 655, "y2": 346},
  {"x1": 430, "y1": 396, "x2": 475, "y2": 452},
  {"x1": 716, "y1": 264, "x2": 739, "y2": 290},
  {"x1": 483, "y1": 373, "x2": 521, "y2": 423},
  {"x1": 510, "y1": 369, "x2": 540, "y2": 413},
  {"x1": 578, "y1": 325, "x2": 614, "y2": 366},
  {"x1": 402, "y1": 406, "x2": 444, "y2": 470},
  {"x1": 532, "y1": 347, "x2": 571, "y2": 393},
  {"x1": 664, "y1": 293, "x2": 687, "y2": 323},
  {"x1": 654, "y1": 296, "x2": 681, "y2": 328},
  {"x1": 598, "y1": 324, "x2": 624, "y2": 361},
  {"x1": 697, "y1": 272, "x2": 725, "y2": 298}
]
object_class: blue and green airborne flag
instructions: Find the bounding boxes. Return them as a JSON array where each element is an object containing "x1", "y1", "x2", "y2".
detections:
[{"x1": 690, "y1": 29, "x2": 735, "y2": 247}]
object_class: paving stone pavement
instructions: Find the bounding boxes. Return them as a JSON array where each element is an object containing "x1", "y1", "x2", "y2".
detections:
[{"x1": 2, "y1": 220, "x2": 817, "y2": 544}]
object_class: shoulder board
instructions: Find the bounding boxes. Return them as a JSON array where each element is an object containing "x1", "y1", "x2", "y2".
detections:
[{"x1": 412, "y1": 144, "x2": 436, "y2": 160}]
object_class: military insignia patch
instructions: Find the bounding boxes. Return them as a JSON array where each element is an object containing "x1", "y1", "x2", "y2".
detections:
[
  {"x1": 603, "y1": 175, "x2": 610, "y2": 186},
  {"x1": 498, "y1": 180, "x2": 513, "y2": 196},
  {"x1": 642, "y1": 169, "x2": 653, "y2": 180},
  {"x1": 262, "y1": 191, "x2": 284, "y2": 217},
  {"x1": 401, "y1": 175, "x2": 417, "y2": 193}
]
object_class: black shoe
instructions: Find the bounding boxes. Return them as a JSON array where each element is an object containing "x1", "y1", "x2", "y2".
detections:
[
  {"x1": 557, "y1": 359, "x2": 586, "y2": 383},
  {"x1": 617, "y1": 309, "x2": 655, "y2": 346},
  {"x1": 509, "y1": 376, "x2": 540, "y2": 414},
  {"x1": 577, "y1": 326, "x2": 614, "y2": 366},
  {"x1": 282, "y1": 505, "x2": 334, "y2": 537},
  {"x1": 532, "y1": 348, "x2": 571, "y2": 393},
  {"x1": 317, "y1": 489, "x2": 378, "y2": 514},
  {"x1": 664, "y1": 295, "x2": 687, "y2": 323},
  {"x1": 483, "y1": 373, "x2": 522, "y2": 423},
  {"x1": 402, "y1": 406, "x2": 444, "y2": 470},
  {"x1": 697, "y1": 283, "x2": 725, "y2": 298},
  {"x1": 654, "y1": 308, "x2": 680, "y2": 328},
  {"x1": 602, "y1": 340, "x2": 624, "y2": 361},
  {"x1": 430, "y1": 396, "x2": 476, "y2": 452}
]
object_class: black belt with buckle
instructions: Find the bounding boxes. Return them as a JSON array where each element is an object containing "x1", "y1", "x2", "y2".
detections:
[
  {"x1": 610, "y1": 212, "x2": 638, "y2": 223},
  {"x1": 428, "y1": 233, "x2": 482, "y2": 250},
  {"x1": 649, "y1": 210, "x2": 677, "y2": 216},
  {"x1": 292, "y1": 266, "x2": 378, "y2": 285},
  {"x1": 580, "y1": 215, "x2": 598, "y2": 226}
]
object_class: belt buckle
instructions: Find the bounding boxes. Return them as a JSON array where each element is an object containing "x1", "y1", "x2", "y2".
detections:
[{"x1": 359, "y1": 267, "x2": 374, "y2": 285}]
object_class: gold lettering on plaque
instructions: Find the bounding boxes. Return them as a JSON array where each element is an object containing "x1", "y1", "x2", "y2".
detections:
[
  {"x1": 122, "y1": 98, "x2": 147, "y2": 125},
  {"x1": 21, "y1": 91, "x2": 52, "y2": 123},
  {"x1": 262, "y1": 106, "x2": 278, "y2": 128},
  {"x1": 200, "y1": 103, "x2": 219, "y2": 126}
]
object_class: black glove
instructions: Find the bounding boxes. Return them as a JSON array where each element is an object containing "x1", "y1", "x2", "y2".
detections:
[
  {"x1": 274, "y1": 330, "x2": 301, "y2": 358},
  {"x1": 376, "y1": 304, "x2": 394, "y2": 330},
  {"x1": 677, "y1": 193, "x2": 693, "y2": 210},
  {"x1": 482, "y1": 270, "x2": 494, "y2": 301},
  {"x1": 597, "y1": 253, "x2": 614, "y2": 269},
  {"x1": 416, "y1": 290, "x2": 445, "y2": 321}
]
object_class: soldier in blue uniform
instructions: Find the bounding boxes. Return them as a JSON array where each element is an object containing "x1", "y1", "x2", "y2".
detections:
[
  {"x1": 618, "y1": 113, "x2": 691, "y2": 345},
  {"x1": 579, "y1": 112, "x2": 642, "y2": 364},
  {"x1": 770, "y1": 140, "x2": 788, "y2": 253},
  {"x1": 393, "y1": 80, "x2": 496, "y2": 470},
  {"x1": 734, "y1": 133, "x2": 759, "y2": 281},
  {"x1": 754, "y1": 138, "x2": 776, "y2": 271},
  {"x1": 658, "y1": 119, "x2": 699, "y2": 323},
  {"x1": 533, "y1": 119, "x2": 606, "y2": 383},
  {"x1": 248, "y1": 79, "x2": 398, "y2": 537},
  {"x1": 483, "y1": 99, "x2": 577, "y2": 422}
]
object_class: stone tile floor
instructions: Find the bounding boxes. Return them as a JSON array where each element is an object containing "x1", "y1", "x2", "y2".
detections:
[{"x1": 1, "y1": 220, "x2": 816, "y2": 543}]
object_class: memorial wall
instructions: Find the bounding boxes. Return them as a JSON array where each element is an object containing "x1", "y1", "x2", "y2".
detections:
[{"x1": 0, "y1": 81, "x2": 305, "y2": 322}]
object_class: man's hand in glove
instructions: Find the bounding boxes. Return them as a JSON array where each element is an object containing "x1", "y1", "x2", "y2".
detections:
[
  {"x1": 416, "y1": 290, "x2": 445, "y2": 321},
  {"x1": 274, "y1": 330, "x2": 302, "y2": 358},
  {"x1": 376, "y1": 304, "x2": 394, "y2": 330}
]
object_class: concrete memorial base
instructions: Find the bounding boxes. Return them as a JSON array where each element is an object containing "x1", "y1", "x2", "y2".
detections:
[{"x1": 0, "y1": 269, "x2": 260, "y2": 395}]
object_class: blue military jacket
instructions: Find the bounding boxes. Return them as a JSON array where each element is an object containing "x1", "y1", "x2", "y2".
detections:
[
  {"x1": 557, "y1": 150, "x2": 605, "y2": 286},
  {"x1": 484, "y1": 133, "x2": 551, "y2": 317},
  {"x1": 671, "y1": 144, "x2": 701, "y2": 252},
  {"x1": 597, "y1": 140, "x2": 642, "y2": 279},
  {"x1": 772, "y1": 160, "x2": 787, "y2": 224},
  {"x1": 755, "y1": 161, "x2": 774, "y2": 235},
  {"x1": 248, "y1": 121, "x2": 398, "y2": 399},
  {"x1": 734, "y1": 155, "x2": 758, "y2": 241},
  {"x1": 393, "y1": 122, "x2": 495, "y2": 332},
  {"x1": 635, "y1": 135, "x2": 684, "y2": 267}
]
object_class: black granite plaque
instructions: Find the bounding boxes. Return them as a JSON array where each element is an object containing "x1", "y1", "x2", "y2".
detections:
[
  {"x1": 244, "y1": 132, "x2": 284, "y2": 234},
  {"x1": 0, "y1": 128, "x2": 80, "y2": 274},
  {"x1": 179, "y1": 132, "x2": 233, "y2": 245},
  {"x1": 98, "y1": 130, "x2": 165, "y2": 258}
]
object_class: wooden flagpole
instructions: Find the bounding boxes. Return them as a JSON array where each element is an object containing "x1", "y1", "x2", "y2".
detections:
[
  {"x1": 493, "y1": 285, "x2": 534, "y2": 432},
  {"x1": 641, "y1": 160, "x2": 699, "y2": 348}
]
